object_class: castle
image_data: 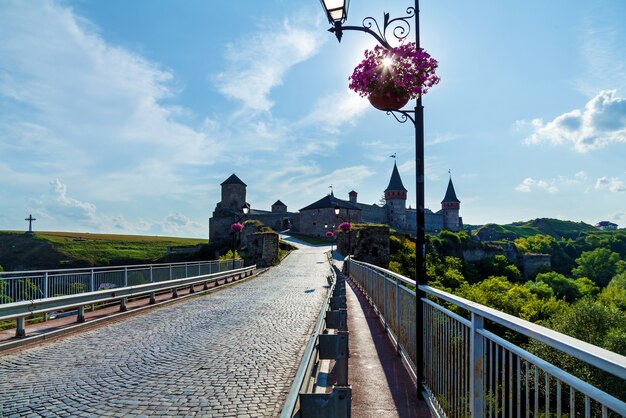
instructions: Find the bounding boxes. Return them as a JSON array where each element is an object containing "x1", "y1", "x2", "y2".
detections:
[{"x1": 209, "y1": 163, "x2": 462, "y2": 242}]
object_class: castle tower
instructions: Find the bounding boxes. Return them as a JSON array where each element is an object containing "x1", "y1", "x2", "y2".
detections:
[
  {"x1": 348, "y1": 190, "x2": 357, "y2": 204},
  {"x1": 384, "y1": 162, "x2": 407, "y2": 229},
  {"x1": 220, "y1": 174, "x2": 247, "y2": 212},
  {"x1": 441, "y1": 177, "x2": 461, "y2": 231}
]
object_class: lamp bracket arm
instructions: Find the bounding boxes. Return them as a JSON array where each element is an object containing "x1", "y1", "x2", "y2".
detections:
[
  {"x1": 387, "y1": 110, "x2": 416, "y2": 125},
  {"x1": 330, "y1": 7, "x2": 415, "y2": 49}
]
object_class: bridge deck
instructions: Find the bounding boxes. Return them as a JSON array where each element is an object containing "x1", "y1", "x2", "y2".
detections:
[{"x1": 0, "y1": 243, "x2": 330, "y2": 417}]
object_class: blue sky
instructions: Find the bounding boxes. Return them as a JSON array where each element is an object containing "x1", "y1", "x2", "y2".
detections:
[{"x1": 1, "y1": 0, "x2": 625, "y2": 238}]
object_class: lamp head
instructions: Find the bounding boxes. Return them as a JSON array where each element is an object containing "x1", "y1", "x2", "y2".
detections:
[
  {"x1": 242, "y1": 203, "x2": 250, "y2": 215},
  {"x1": 334, "y1": 204, "x2": 341, "y2": 216},
  {"x1": 319, "y1": 0, "x2": 349, "y2": 24}
]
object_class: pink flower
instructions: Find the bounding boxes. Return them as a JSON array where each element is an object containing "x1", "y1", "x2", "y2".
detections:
[
  {"x1": 338, "y1": 222, "x2": 352, "y2": 232},
  {"x1": 348, "y1": 42, "x2": 440, "y2": 99},
  {"x1": 325, "y1": 231, "x2": 335, "y2": 238},
  {"x1": 230, "y1": 222, "x2": 244, "y2": 233}
]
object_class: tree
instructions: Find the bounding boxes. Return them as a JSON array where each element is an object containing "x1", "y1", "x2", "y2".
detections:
[
  {"x1": 525, "y1": 298, "x2": 626, "y2": 402},
  {"x1": 455, "y1": 276, "x2": 567, "y2": 323},
  {"x1": 572, "y1": 247, "x2": 624, "y2": 287},
  {"x1": 532, "y1": 272, "x2": 599, "y2": 302}
]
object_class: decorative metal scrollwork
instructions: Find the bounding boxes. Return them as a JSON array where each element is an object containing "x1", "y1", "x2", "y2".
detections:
[
  {"x1": 330, "y1": 7, "x2": 415, "y2": 49},
  {"x1": 387, "y1": 110, "x2": 416, "y2": 125}
]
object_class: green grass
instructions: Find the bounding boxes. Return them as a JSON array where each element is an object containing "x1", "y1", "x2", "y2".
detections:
[{"x1": 0, "y1": 230, "x2": 206, "y2": 270}]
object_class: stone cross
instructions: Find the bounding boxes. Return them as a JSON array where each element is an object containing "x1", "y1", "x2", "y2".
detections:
[{"x1": 25, "y1": 214, "x2": 36, "y2": 233}]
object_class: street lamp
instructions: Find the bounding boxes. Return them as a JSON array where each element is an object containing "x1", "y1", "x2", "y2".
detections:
[
  {"x1": 321, "y1": 0, "x2": 427, "y2": 390},
  {"x1": 334, "y1": 204, "x2": 352, "y2": 276},
  {"x1": 230, "y1": 203, "x2": 250, "y2": 270}
]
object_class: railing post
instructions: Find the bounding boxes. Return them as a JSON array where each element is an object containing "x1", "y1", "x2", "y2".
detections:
[
  {"x1": 123, "y1": 267, "x2": 128, "y2": 287},
  {"x1": 16, "y1": 317, "x2": 26, "y2": 337},
  {"x1": 149, "y1": 265, "x2": 153, "y2": 283},
  {"x1": 77, "y1": 305, "x2": 85, "y2": 323},
  {"x1": 470, "y1": 313, "x2": 485, "y2": 417},
  {"x1": 43, "y1": 272, "x2": 49, "y2": 299},
  {"x1": 169, "y1": 264, "x2": 173, "y2": 281},
  {"x1": 396, "y1": 276, "x2": 401, "y2": 355},
  {"x1": 90, "y1": 269, "x2": 95, "y2": 292},
  {"x1": 120, "y1": 297, "x2": 127, "y2": 312},
  {"x1": 185, "y1": 264, "x2": 188, "y2": 278}
]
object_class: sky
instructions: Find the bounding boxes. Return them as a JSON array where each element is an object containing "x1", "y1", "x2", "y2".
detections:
[{"x1": 0, "y1": 0, "x2": 625, "y2": 238}]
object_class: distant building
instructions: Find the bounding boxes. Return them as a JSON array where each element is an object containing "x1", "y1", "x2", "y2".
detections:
[
  {"x1": 298, "y1": 193, "x2": 361, "y2": 237},
  {"x1": 350, "y1": 162, "x2": 463, "y2": 234},
  {"x1": 595, "y1": 221, "x2": 618, "y2": 230},
  {"x1": 208, "y1": 174, "x2": 298, "y2": 243},
  {"x1": 209, "y1": 163, "x2": 463, "y2": 241}
]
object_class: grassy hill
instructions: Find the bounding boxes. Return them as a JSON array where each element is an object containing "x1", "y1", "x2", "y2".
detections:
[
  {"x1": 0, "y1": 231, "x2": 206, "y2": 271},
  {"x1": 474, "y1": 218, "x2": 597, "y2": 241}
]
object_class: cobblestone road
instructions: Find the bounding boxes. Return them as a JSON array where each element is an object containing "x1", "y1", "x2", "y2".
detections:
[{"x1": 0, "y1": 242, "x2": 331, "y2": 417}]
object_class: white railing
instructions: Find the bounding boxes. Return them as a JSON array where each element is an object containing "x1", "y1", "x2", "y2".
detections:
[
  {"x1": 0, "y1": 259, "x2": 243, "y2": 305},
  {"x1": 348, "y1": 259, "x2": 626, "y2": 418}
]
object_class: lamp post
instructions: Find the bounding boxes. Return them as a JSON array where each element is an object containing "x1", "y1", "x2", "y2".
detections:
[
  {"x1": 324, "y1": 224, "x2": 336, "y2": 254},
  {"x1": 334, "y1": 204, "x2": 352, "y2": 276},
  {"x1": 230, "y1": 203, "x2": 250, "y2": 270},
  {"x1": 321, "y1": 0, "x2": 427, "y2": 390}
]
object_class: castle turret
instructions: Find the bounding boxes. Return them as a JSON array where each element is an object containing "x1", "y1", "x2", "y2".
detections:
[
  {"x1": 384, "y1": 162, "x2": 407, "y2": 229},
  {"x1": 441, "y1": 177, "x2": 461, "y2": 231},
  {"x1": 348, "y1": 190, "x2": 357, "y2": 204},
  {"x1": 220, "y1": 174, "x2": 247, "y2": 212}
]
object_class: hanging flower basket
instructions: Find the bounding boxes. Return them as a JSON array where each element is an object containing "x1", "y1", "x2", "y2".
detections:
[
  {"x1": 368, "y1": 92, "x2": 411, "y2": 111},
  {"x1": 325, "y1": 231, "x2": 335, "y2": 238},
  {"x1": 230, "y1": 222, "x2": 244, "y2": 233},
  {"x1": 338, "y1": 222, "x2": 352, "y2": 232},
  {"x1": 349, "y1": 42, "x2": 440, "y2": 110}
]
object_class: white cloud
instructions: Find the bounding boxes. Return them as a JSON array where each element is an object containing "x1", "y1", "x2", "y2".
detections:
[
  {"x1": 575, "y1": 171, "x2": 588, "y2": 181},
  {"x1": 298, "y1": 90, "x2": 369, "y2": 134},
  {"x1": 47, "y1": 179, "x2": 98, "y2": 223},
  {"x1": 213, "y1": 18, "x2": 324, "y2": 112},
  {"x1": 0, "y1": 1, "x2": 221, "y2": 192},
  {"x1": 515, "y1": 177, "x2": 558, "y2": 193},
  {"x1": 523, "y1": 90, "x2": 626, "y2": 152},
  {"x1": 595, "y1": 176, "x2": 626, "y2": 193}
]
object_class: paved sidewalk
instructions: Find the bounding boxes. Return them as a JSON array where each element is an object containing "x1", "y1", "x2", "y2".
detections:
[{"x1": 343, "y1": 263, "x2": 433, "y2": 417}]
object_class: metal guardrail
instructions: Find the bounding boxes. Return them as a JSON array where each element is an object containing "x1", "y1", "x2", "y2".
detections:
[
  {"x1": 0, "y1": 265, "x2": 255, "y2": 338},
  {"x1": 281, "y1": 261, "x2": 351, "y2": 418},
  {"x1": 348, "y1": 259, "x2": 626, "y2": 418},
  {"x1": 0, "y1": 259, "x2": 243, "y2": 305}
]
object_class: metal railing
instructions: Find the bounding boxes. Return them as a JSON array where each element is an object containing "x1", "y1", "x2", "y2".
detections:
[
  {"x1": 281, "y1": 261, "x2": 351, "y2": 418},
  {"x1": 348, "y1": 259, "x2": 626, "y2": 418},
  {"x1": 0, "y1": 259, "x2": 242, "y2": 305},
  {"x1": 0, "y1": 264, "x2": 255, "y2": 340}
]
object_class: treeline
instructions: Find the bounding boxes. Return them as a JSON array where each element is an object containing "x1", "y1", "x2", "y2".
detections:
[{"x1": 388, "y1": 229, "x2": 626, "y2": 397}]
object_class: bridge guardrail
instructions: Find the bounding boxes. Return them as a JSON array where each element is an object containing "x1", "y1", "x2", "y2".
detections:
[
  {"x1": 0, "y1": 265, "x2": 255, "y2": 339},
  {"x1": 280, "y1": 260, "x2": 351, "y2": 418},
  {"x1": 0, "y1": 259, "x2": 243, "y2": 305},
  {"x1": 348, "y1": 258, "x2": 626, "y2": 418}
]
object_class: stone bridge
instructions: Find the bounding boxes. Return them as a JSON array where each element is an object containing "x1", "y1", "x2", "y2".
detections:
[
  {"x1": 0, "y1": 241, "x2": 333, "y2": 417},
  {"x1": 1, "y1": 238, "x2": 623, "y2": 417}
]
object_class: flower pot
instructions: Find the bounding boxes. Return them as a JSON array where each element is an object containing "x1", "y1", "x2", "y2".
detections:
[{"x1": 368, "y1": 93, "x2": 410, "y2": 111}]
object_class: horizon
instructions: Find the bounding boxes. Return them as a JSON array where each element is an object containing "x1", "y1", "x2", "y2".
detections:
[{"x1": 1, "y1": 0, "x2": 625, "y2": 238}]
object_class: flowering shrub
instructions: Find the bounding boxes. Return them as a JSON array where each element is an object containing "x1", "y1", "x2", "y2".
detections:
[
  {"x1": 349, "y1": 42, "x2": 440, "y2": 99},
  {"x1": 230, "y1": 222, "x2": 244, "y2": 233},
  {"x1": 338, "y1": 222, "x2": 352, "y2": 232},
  {"x1": 325, "y1": 231, "x2": 335, "y2": 238}
]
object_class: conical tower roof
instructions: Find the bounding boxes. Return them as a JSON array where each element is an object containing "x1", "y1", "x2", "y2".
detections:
[
  {"x1": 441, "y1": 177, "x2": 460, "y2": 203},
  {"x1": 385, "y1": 162, "x2": 407, "y2": 192},
  {"x1": 221, "y1": 174, "x2": 247, "y2": 187}
]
